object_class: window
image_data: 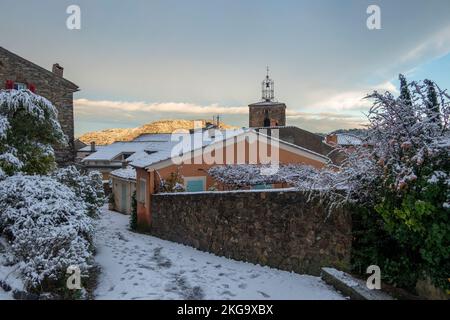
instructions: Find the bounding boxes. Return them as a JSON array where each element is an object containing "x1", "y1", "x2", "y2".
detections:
[
  {"x1": 14, "y1": 82, "x2": 27, "y2": 90},
  {"x1": 263, "y1": 109, "x2": 271, "y2": 127},
  {"x1": 138, "y1": 178, "x2": 146, "y2": 204},
  {"x1": 252, "y1": 184, "x2": 273, "y2": 190},
  {"x1": 184, "y1": 177, "x2": 206, "y2": 192}
]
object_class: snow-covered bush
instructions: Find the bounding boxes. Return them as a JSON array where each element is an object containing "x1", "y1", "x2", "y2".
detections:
[
  {"x1": 0, "y1": 175, "x2": 94, "y2": 292},
  {"x1": 360, "y1": 78, "x2": 450, "y2": 291},
  {"x1": 0, "y1": 90, "x2": 66, "y2": 176},
  {"x1": 52, "y1": 166, "x2": 105, "y2": 217}
]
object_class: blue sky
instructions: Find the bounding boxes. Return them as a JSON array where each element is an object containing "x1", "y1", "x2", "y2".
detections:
[{"x1": 1, "y1": 0, "x2": 450, "y2": 135}]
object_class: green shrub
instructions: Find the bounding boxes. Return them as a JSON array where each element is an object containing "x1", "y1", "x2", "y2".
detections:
[{"x1": 130, "y1": 190, "x2": 137, "y2": 231}]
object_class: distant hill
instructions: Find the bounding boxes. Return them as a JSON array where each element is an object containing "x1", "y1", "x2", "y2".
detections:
[{"x1": 78, "y1": 119, "x2": 236, "y2": 145}]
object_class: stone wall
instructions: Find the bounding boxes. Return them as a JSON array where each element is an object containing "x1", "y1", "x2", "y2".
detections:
[
  {"x1": 249, "y1": 103, "x2": 286, "y2": 127},
  {"x1": 0, "y1": 47, "x2": 78, "y2": 165},
  {"x1": 151, "y1": 189, "x2": 352, "y2": 275}
]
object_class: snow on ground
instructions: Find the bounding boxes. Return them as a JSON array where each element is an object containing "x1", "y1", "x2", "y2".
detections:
[{"x1": 94, "y1": 206, "x2": 345, "y2": 300}]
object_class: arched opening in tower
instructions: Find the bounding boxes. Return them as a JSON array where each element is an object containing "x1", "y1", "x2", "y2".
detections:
[{"x1": 264, "y1": 109, "x2": 271, "y2": 127}]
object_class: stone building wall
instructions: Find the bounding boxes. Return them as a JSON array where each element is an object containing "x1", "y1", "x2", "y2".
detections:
[
  {"x1": 151, "y1": 189, "x2": 352, "y2": 275},
  {"x1": 0, "y1": 47, "x2": 78, "y2": 165},
  {"x1": 249, "y1": 103, "x2": 286, "y2": 127}
]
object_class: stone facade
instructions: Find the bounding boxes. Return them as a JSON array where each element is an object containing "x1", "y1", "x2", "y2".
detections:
[
  {"x1": 0, "y1": 47, "x2": 79, "y2": 165},
  {"x1": 111, "y1": 176, "x2": 136, "y2": 215},
  {"x1": 249, "y1": 102, "x2": 286, "y2": 127},
  {"x1": 151, "y1": 190, "x2": 352, "y2": 275}
]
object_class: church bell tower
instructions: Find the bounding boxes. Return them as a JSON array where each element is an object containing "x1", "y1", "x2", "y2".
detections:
[{"x1": 249, "y1": 67, "x2": 286, "y2": 128}]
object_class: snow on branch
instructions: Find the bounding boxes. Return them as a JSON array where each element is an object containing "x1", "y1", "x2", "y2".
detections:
[{"x1": 0, "y1": 89, "x2": 67, "y2": 176}]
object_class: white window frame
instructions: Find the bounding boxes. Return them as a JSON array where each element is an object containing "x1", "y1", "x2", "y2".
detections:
[{"x1": 14, "y1": 82, "x2": 27, "y2": 90}]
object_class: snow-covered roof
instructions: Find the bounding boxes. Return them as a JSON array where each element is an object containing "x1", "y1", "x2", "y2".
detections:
[
  {"x1": 126, "y1": 142, "x2": 179, "y2": 168},
  {"x1": 82, "y1": 141, "x2": 170, "y2": 162},
  {"x1": 132, "y1": 129, "x2": 248, "y2": 169},
  {"x1": 110, "y1": 167, "x2": 137, "y2": 180},
  {"x1": 132, "y1": 133, "x2": 176, "y2": 142},
  {"x1": 336, "y1": 134, "x2": 363, "y2": 146},
  {"x1": 326, "y1": 133, "x2": 363, "y2": 146}
]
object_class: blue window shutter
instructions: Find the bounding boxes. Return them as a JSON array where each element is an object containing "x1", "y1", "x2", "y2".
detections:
[{"x1": 186, "y1": 179, "x2": 204, "y2": 192}]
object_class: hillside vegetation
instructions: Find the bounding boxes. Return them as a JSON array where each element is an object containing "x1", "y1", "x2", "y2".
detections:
[{"x1": 78, "y1": 119, "x2": 235, "y2": 145}]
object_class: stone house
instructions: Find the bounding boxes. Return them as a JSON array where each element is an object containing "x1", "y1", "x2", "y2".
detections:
[{"x1": 0, "y1": 47, "x2": 79, "y2": 165}]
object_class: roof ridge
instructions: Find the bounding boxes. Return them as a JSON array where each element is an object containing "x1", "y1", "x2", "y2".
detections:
[{"x1": 0, "y1": 47, "x2": 79, "y2": 91}]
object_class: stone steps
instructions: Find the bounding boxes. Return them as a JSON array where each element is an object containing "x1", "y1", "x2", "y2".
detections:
[{"x1": 321, "y1": 267, "x2": 394, "y2": 300}]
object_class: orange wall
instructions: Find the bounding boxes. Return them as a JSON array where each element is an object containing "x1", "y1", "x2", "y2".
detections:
[
  {"x1": 136, "y1": 168, "x2": 154, "y2": 230},
  {"x1": 136, "y1": 139, "x2": 326, "y2": 228}
]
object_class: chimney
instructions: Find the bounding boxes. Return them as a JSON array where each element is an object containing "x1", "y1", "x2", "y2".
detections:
[
  {"x1": 121, "y1": 160, "x2": 128, "y2": 169},
  {"x1": 325, "y1": 134, "x2": 338, "y2": 146},
  {"x1": 52, "y1": 63, "x2": 64, "y2": 77},
  {"x1": 90, "y1": 141, "x2": 96, "y2": 152}
]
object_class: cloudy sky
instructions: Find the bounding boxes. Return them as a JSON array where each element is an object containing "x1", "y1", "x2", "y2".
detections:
[{"x1": 1, "y1": 0, "x2": 450, "y2": 135}]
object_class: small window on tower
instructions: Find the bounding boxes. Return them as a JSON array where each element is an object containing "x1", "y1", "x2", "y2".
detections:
[
  {"x1": 14, "y1": 82, "x2": 27, "y2": 90},
  {"x1": 264, "y1": 109, "x2": 271, "y2": 127}
]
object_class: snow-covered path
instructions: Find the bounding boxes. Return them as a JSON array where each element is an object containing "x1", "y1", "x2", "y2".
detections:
[{"x1": 94, "y1": 207, "x2": 345, "y2": 300}]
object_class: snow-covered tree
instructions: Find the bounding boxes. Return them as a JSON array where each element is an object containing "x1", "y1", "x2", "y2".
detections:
[
  {"x1": 208, "y1": 76, "x2": 450, "y2": 292},
  {"x1": 0, "y1": 175, "x2": 94, "y2": 292},
  {"x1": 424, "y1": 79, "x2": 442, "y2": 127},
  {"x1": 0, "y1": 91, "x2": 101, "y2": 297},
  {"x1": 366, "y1": 79, "x2": 449, "y2": 196},
  {"x1": 52, "y1": 166, "x2": 105, "y2": 217},
  {"x1": 0, "y1": 89, "x2": 66, "y2": 176},
  {"x1": 363, "y1": 79, "x2": 449, "y2": 291},
  {"x1": 399, "y1": 74, "x2": 412, "y2": 107}
]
